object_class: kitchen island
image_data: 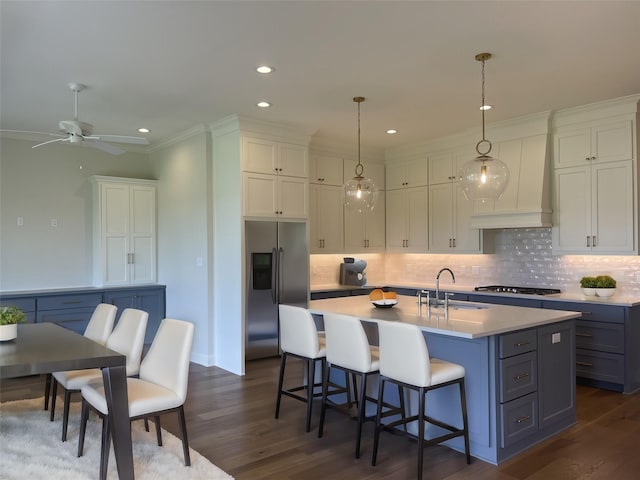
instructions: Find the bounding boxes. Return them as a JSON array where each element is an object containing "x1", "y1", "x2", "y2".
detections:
[{"x1": 308, "y1": 295, "x2": 581, "y2": 465}]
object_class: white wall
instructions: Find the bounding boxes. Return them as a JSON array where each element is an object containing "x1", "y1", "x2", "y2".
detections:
[
  {"x1": 0, "y1": 138, "x2": 153, "y2": 290},
  {"x1": 150, "y1": 130, "x2": 213, "y2": 366}
]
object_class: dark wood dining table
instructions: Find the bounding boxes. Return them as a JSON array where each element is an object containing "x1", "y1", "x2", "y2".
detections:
[{"x1": 0, "y1": 323, "x2": 134, "y2": 479}]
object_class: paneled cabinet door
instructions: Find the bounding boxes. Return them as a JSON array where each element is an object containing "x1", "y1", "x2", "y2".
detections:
[
  {"x1": 243, "y1": 136, "x2": 308, "y2": 178},
  {"x1": 309, "y1": 184, "x2": 343, "y2": 253},
  {"x1": 93, "y1": 177, "x2": 156, "y2": 286},
  {"x1": 386, "y1": 159, "x2": 427, "y2": 190},
  {"x1": 553, "y1": 161, "x2": 634, "y2": 253},
  {"x1": 386, "y1": 187, "x2": 427, "y2": 252},
  {"x1": 310, "y1": 155, "x2": 343, "y2": 185},
  {"x1": 553, "y1": 120, "x2": 633, "y2": 169},
  {"x1": 243, "y1": 172, "x2": 308, "y2": 219},
  {"x1": 104, "y1": 288, "x2": 165, "y2": 344},
  {"x1": 429, "y1": 183, "x2": 480, "y2": 253},
  {"x1": 344, "y1": 191, "x2": 385, "y2": 251}
]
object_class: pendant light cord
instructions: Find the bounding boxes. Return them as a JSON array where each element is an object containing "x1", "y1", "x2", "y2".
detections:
[
  {"x1": 354, "y1": 96, "x2": 365, "y2": 177},
  {"x1": 481, "y1": 58, "x2": 486, "y2": 142},
  {"x1": 475, "y1": 53, "x2": 492, "y2": 157}
]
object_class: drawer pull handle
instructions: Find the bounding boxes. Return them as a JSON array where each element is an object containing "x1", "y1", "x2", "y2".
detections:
[
  {"x1": 576, "y1": 361, "x2": 593, "y2": 367},
  {"x1": 515, "y1": 415, "x2": 531, "y2": 424},
  {"x1": 62, "y1": 301, "x2": 83, "y2": 305},
  {"x1": 576, "y1": 333, "x2": 593, "y2": 338},
  {"x1": 514, "y1": 341, "x2": 530, "y2": 347},
  {"x1": 514, "y1": 373, "x2": 530, "y2": 380}
]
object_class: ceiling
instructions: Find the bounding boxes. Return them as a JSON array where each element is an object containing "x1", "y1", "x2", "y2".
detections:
[{"x1": 1, "y1": 1, "x2": 639, "y2": 152}]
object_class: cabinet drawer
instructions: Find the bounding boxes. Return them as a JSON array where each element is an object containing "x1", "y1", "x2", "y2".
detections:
[
  {"x1": 500, "y1": 351, "x2": 537, "y2": 403},
  {"x1": 576, "y1": 348, "x2": 624, "y2": 384},
  {"x1": 500, "y1": 329, "x2": 537, "y2": 358},
  {"x1": 542, "y1": 301, "x2": 624, "y2": 323},
  {"x1": 500, "y1": 392, "x2": 538, "y2": 448},
  {"x1": 37, "y1": 293, "x2": 103, "y2": 311},
  {"x1": 576, "y1": 320, "x2": 624, "y2": 354},
  {"x1": 36, "y1": 307, "x2": 97, "y2": 335},
  {"x1": 0, "y1": 297, "x2": 36, "y2": 312}
]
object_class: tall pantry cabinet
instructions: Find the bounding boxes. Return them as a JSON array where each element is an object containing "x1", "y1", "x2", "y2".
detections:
[{"x1": 91, "y1": 176, "x2": 157, "y2": 286}]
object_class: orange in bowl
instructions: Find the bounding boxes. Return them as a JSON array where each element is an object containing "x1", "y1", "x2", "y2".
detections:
[
  {"x1": 369, "y1": 289, "x2": 384, "y2": 301},
  {"x1": 383, "y1": 291, "x2": 397, "y2": 300}
]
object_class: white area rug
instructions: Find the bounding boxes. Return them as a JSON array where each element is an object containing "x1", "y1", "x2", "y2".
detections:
[{"x1": 0, "y1": 397, "x2": 234, "y2": 480}]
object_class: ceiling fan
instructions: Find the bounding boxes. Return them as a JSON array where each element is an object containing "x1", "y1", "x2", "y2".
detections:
[{"x1": 2, "y1": 82, "x2": 149, "y2": 155}]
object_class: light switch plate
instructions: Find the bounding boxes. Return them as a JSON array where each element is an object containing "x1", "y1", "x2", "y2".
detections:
[{"x1": 552, "y1": 332, "x2": 561, "y2": 344}]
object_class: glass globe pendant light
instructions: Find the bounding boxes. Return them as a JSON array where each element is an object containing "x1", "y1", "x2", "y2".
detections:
[
  {"x1": 344, "y1": 96, "x2": 378, "y2": 213},
  {"x1": 459, "y1": 53, "x2": 509, "y2": 202}
]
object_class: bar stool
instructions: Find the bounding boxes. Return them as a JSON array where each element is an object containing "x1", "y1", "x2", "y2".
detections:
[
  {"x1": 318, "y1": 312, "x2": 402, "y2": 459},
  {"x1": 275, "y1": 304, "x2": 326, "y2": 432},
  {"x1": 372, "y1": 321, "x2": 471, "y2": 480}
]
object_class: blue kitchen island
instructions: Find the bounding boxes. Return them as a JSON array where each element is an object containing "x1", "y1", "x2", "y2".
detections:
[{"x1": 308, "y1": 295, "x2": 581, "y2": 465}]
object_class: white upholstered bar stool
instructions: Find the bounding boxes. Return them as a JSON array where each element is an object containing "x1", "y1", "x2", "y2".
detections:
[
  {"x1": 318, "y1": 312, "x2": 384, "y2": 459},
  {"x1": 44, "y1": 303, "x2": 117, "y2": 412},
  {"x1": 50, "y1": 308, "x2": 148, "y2": 441},
  {"x1": 275, "y1": 304, "x2": 326, "y2": 432},
  {"x1": 372, "y1": 321, "x2": 471, "y2": 480}
]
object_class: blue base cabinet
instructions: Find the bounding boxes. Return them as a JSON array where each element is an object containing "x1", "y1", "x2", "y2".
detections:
[{"x1": 0, "y1": 285, "x2": 165, "y2": 344}]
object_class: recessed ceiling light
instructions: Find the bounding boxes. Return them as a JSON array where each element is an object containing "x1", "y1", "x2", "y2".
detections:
[
  {"x1": 480, "y1": 104, "x2": 492, "y2": 110},
  {"x1": 256, "y1": 65, "x2": 273, "y2": 74},
  {"x1": 386, "y1": 129, "x2": 398, "y2": 135},
  {"x1": 257, "y1": 101, "x2": 271, "y2": 108},
  {"x1": 137, "y1": 127, "x2": 150, "y2": 133}
]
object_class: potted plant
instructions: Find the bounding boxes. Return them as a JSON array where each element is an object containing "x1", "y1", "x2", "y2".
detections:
[
  {"x1": 0, "y1": 305, "x2": 26, "y2": 341},
  {"x1": 580, "y1": 276, "x2": 598, "y2": 296},
  {"x1": 595, "y1": 275, "x2": 617, "y2": 298}
]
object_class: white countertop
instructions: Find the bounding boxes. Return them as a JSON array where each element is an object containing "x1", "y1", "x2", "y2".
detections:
[
  {"x1": 310, "y1": 283, "x2": 640, "y2": 307},
  {"x1": 308, "y1": 295, "x2": 581, "y2": 339}
]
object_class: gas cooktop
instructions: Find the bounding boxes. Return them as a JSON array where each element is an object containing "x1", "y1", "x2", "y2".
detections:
[{"x1": 474, "y1": 285, "x2": 562, "y2": 296}]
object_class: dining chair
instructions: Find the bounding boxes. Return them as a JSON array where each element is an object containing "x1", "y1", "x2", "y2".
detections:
[
  {"x1": 275, "y1": 304, "x2": 326, "y2": 432},
  {"x1": 371, "y1": 321, "x2": 470, "y2": 480},
  {"x1": 49, "y1": 308, "x2": 148, "y2": 441},
  {"x1": 78, "y1": 318, "x2": 195, "y2": 480},
  {"x1": 44, "y1": 303, "x2": 117, "y2": 411}
]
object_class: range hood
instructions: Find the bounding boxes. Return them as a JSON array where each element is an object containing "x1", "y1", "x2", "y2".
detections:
[{"x1": 470, "y1": 112, "x2": 553, "y2": 229}]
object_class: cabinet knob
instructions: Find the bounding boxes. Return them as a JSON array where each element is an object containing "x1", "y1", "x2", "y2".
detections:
[{"x1": 591, "y1": 156, "x2": 596, "y2": 160}]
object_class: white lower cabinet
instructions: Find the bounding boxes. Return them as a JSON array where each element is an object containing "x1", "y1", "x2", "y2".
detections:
[
  {"x1": 243, "y1": 172, "x2": 308, "y2": 219},
  {"x1": 91, "y1": 176, "x2": 157, "y2": 286},
  {"x1": 386, "y1": 187, "x2": 428, "y2": 252},
  {"x1": 553, "y1": 160, "x2": 634, "y2": 254},
  {"x1": 309, "y1": 184, "x2": 343, "y2": 253},
  {"x1": 344, "y1": 191, "x2": 386, "y2": 251},
  {"x1": 429, "y1": 182, "x2": 481, "y2": 253}
]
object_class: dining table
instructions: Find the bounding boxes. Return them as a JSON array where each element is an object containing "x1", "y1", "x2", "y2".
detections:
[{"x1": 0, "y1": 322, "x2": 134, "y2": 480}]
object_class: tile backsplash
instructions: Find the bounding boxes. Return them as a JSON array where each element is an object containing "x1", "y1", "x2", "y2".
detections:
[{"x1": 310, "y1": 228, "x2": 640, "y2": 297}]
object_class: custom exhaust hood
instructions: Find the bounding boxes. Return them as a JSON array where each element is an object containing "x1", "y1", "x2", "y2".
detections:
[{"x1": 469, "y1": 111, "x2": 553, "y2": 229}]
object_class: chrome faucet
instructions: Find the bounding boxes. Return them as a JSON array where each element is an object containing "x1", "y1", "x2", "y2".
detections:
[{"x1": 435, "y1": 268, "x2": 456, "y2": 306}]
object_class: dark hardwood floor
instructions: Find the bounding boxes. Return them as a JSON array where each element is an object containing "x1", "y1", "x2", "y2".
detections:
[{"x1": 2, "y1": 357, "x2": 639, "y2": 479}]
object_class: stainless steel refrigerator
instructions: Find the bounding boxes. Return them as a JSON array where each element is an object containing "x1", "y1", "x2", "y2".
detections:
[{"x1": 245, "y1": 221, "x2": 308, "y2": 360}]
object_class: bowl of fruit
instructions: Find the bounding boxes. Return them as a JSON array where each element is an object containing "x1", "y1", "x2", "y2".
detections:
[{"x1": 369, "y1": 289, "x2": 398, "y2": 308}]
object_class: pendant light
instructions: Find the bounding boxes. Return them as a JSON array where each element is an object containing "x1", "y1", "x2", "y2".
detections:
[
  {"x1": 459, "y1": 53, "x2": 509, "y2": 202},
  {"x1": 344, "y1": 96, "x2": 378, "y2": 213}
]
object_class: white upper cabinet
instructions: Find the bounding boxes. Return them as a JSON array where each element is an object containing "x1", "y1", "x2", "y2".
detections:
[
  {"x1": 344, "y1": 191, "x2": 386, "y2": 252},
  {"x1": 386, "y1": 187, "x2": 428, "y2": 252},
  {"x1": 429, "y1": 182, "x2": 481, "y2": 253},
  {"x1": 386, "y1": 159, "x2": 427, "y2": 190},
  {"x1": 309, "y1": 184, "x2": 344, "y2": 253},
  {"x1": 553, "y1": 120, "x2": 633, "y2": 169},
  {"x1": 242, "y1": 135, "x2": 309, "y2": 219},
  {"x1": 91, "y1": 176, "x2": 157, "y2": 286},
  {"x1": 428, "y1": 151, "x2": 460, "y2": 185},
  {"x1": 242, "y1": 136, "x2": 308, "y2": 178},
  {"x1": 310, "y1": 155, "x2": 343, "y2": 185}
]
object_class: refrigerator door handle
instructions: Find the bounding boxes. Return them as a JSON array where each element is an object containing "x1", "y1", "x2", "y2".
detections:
[
  {"x1": 271, "y1": 247, "x2": 278, "y2": 304},
  {"x1": 276, "y1": 247, "x2": 284, "y2": 304}
]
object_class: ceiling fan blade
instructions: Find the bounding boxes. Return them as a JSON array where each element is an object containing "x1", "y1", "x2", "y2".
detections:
[
  {"x1": 90, "y1": 134, "x2": 149, "y2": 145},
  {"x1": 32, "y1": 137, "x2": 69, "y2": 149},
  {"x1": 1, "y1": 129, "x2": 66, "y2": 139},
  {"x1": 85, "y1": 139, "x2": 126, "y2": 155}
]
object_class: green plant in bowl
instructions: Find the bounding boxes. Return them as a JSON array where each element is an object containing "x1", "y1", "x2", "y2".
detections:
[
  {"x1": 595, "y1": 275, "x2": 616, "y2": 288},
  {"x1": 580, "y1": 277, "x2": 598, "y2": 288},
  {"x1": 0, "y1": 306, "x2": 26, "y2": 325}
]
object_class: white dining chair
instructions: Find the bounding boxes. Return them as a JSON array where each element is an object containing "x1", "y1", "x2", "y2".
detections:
[
  {"x1": 49, "y1": 308, "x2": 148, "y2": 441},
  {"x1": 44, "y1": 303, "x2": 117, "y2": 411},
  {"x1": 275, "y1": 304, "x2": 326, "y2": 432},
  {"x1": 371, "y1": 321, "x2": 470, "y2": 480},
  {"x1": 78, "y1": 318, "x2": 195, "y2": 480}
]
